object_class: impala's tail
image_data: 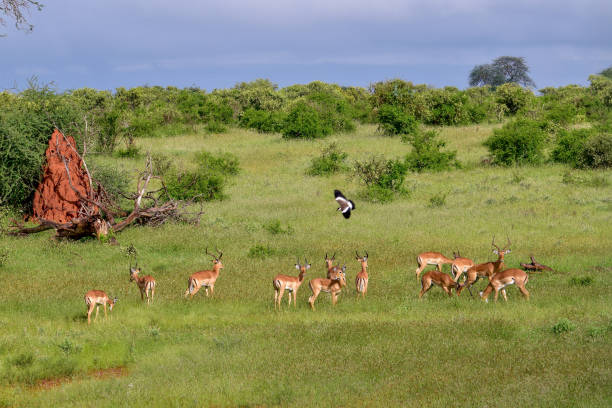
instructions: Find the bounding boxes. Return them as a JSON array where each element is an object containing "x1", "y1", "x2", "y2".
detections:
[{"x1": 273, "y1": 279, "x2": 281, "y2": 290}]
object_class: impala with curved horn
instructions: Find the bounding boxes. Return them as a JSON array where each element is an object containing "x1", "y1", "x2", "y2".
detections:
[
  {"x1": 129, "y1": 262, "x2": 156, "y2": 305},
  {"x1": 480, "y1": 268, "x2": 530, "y2": 302},
  {"x1": 355, "y1": 250, "x2": 369, "y2": 298},
  {"x1": 325, "y1": 252, "x2": 340, "y2": 278},
  {"x1": 308, "y1": 264, "x2": 347, "y2": 310},
  {"x1": 457, "y1": 236, "x2": 511, "y2": 297},
  {"x1": 415, "y1": 251, "x2": 454, "y2": 280},
  {"x1": 184, "y1": 248, "x2": 224, "y2": 299},
  {"x1": 273, "y1": 257, "x2": 310, "y2": 309}
]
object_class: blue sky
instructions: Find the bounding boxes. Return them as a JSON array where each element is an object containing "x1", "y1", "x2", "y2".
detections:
[{"x1": 1, "y1": 0, "x2": 611, "y2": 92}]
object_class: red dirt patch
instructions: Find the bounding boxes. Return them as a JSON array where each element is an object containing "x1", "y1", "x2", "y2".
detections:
[
  {"x1": 35, "y1": 366, "x2": 128, "y2": 391},
  {"x1": 32, "y1": 129, "x2": 96, "y2": 223}
]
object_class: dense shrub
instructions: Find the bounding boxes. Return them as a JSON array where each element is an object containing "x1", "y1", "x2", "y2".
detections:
[
  {"x1": 484, "y1": 119, "x2": 549, "y2": 165},
  {"x1": 495, "y1": 83, "x2": 534, "y2": 115},
  {"x1": 551, "y1": 128, "x2": 593, "y2": 166},
  {"x1": 580, "y1": 133, "x2": 612, "y2": 168},
  {"x1": 195, "y1": 150, "x2": 240, "y2": 176},
  {"x1": 404, "y1": 129, "x2": 459, "y2": 172},
  {"x1": 377, "y1": 104, "x2": 417, "y2": 136},
  {"x1": 307, "y1": 142, "x2": 349, "y2": 176},
  {"x1": 425, "y1": 87, "x2": 471, "y2": 126},
  {"x1": 282, "y1": 102, "x2": 331, "y2": 139},
  {"x1": 88, "y1": 163, "x2": 130, "y2": 202},
  {"x1": 354, "y1": 156, "x2": 408, "y2": 202},
  {"x1": 239, "y1": 108, "x2": 285, "y2": 133}
]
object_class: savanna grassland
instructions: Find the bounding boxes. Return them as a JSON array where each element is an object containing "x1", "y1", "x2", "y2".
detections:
[{"x1": 1, "y1": 123, "x2": 611, "y2": 407}]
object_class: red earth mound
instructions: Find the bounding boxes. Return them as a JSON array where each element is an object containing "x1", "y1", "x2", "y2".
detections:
[{"x1": 32, "y1": 129, "x2": 96, "y2": 223}]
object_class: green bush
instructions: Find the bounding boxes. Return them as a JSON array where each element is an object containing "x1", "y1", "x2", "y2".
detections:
[
  {"x1": 484, "y1": 119, "x2": 549, "y2": 165},
  {"x1": 425, "y1": 87, "x2": 471, "y2": 126},
  {"x1": 89, "y1": 163, "x2": 130, "y2": 202},
  {"x1": 552, "y1": 318, "x2": 576, "y2": 334},
  {"x1": 551, "y1": 128, "x2": 593, "y2": 166},
  {"x1": 195, "y1": 150, "x2": 240, "y2": 176},
  {"x1": 354, "y1": 156, "x2": 408, "y2": 202},
  {"x1": 282, "y1": 102, "x2": 331, "y2": 139},
  {"x1": 239, "y1": 108, "x2": 285, "y2": 133},
  {"x1": 404, "y1": 129, "x2": 459, "y2": 172},
  {"x1": 377, "y1": 104, "x2": 417, "y2": 136},
  {"x1": 495, "y1": 83, "x2": 534, "y2": 115},
  {"x1": 306, "y1": 142, "x2": 349, "y2": 176},
  {"x1": 164, "y1": 167, "x2": 227, "y2": 201},
  {"x1": 580, "y1": 133, "x2": 612, "y2": 168}
]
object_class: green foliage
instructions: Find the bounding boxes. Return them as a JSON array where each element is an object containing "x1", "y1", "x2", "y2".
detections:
[
  {"x1": 552, "y1": 128, "x2": 593, "y2": 166},
  {"x1": 263, "y1": 219, "x2": 294, "y2": 235},
  {"x1": 469, "y1": 56, "x2": 535, "y2": 88},
  {"x1": 562, "y1": 170, "x2": 609, "y2": 188},
  {"x1": 484, "y1": 119, "x2": 549, "y2": 165},
  {"x1": 282, "y1": 102, "x2": 331, "y2": 139},
  {"x1": 579, "y1": 133, "x2": 612, "y2": 169},
  {"x1": 195, "y1": 150, "x2": 240, "y2": 176},
  {"x1": 354, "y1": 155, "x2": 408, "y2": 202},
  {"x1": 88, "y1": 163, "x2": 130, "y2": 202},
  {"x1": 307, "y1": 142, "x2": 349, "y2": 176},
  {"x1": 404, "y1": 129, "x2": 459, "y2": 172},
  {"x1": 599, "y1": 66, "x2": 612, "y2": 80},
  {"x1": 428, "y1": 192, "x2": 447, "y2": 208},
  {"x1": 377, "y1": 104, "x2": 417, "y2": 135},
  {"x1": 425, "y1": 87, "x2": 471, "y2": 126},
  {"x1": 552, "y1": 318, "x2": 576, "y2": 334},
  {"x1": 248, "y1": 244, "x2": 278, "y2": 258},
  {"x1": 495, "y1": 83, "x2": 534, "y2": 115},
  {"x1": 569, "y1": 276, "x2": 594, "y2": 286},
  {"x1": 239, "y1": 108, "x2": 285, "y2": 133}
]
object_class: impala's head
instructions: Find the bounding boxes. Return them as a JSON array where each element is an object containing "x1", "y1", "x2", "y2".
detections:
[
  {"x1": 108, "y1": 297, "x2": 118, "y2": 310},
  {"x1": 325, "y1": 252, "x2": 336, "y2": 269},
  {"x1": 339, "y1": 264, "x2": 348, "y2": 286},
  {"x1": 207, "y1": 248, "x2": 224, "y2": 269},
  {"x1": 355, "y1": 250, "x2": 368, "y2": 268},
  {"x1": 453, "y1": 250, "x2": 461, "y2": 259},
  {"x1": 295, "y1": 257, "x2": 311, "y2": 274},
  {"x1": 129, "y1": 263, "x2": 140, "y2": 281},
  {"x1": 491, "y1": 235, "x2": 511, "y2": 259}
]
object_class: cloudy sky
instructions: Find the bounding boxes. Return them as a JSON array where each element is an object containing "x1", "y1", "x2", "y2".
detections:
[{"x1": 2, "y1": 0, "x2": 611, "y2": 92}]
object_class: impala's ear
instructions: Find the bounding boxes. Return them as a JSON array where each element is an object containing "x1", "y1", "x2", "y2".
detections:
[
  {"x1": 492, "y1": 249, "x2": 499, "y2": 255},
  {"x1": 295, "y1": 264, "x2": 300, "y2": 270},
  {"x1": 306, "y1": 264, "x2": 311, "y2": 269},
  {"x1": 505, "y1": 249, "x2": 511, "y2": 254}
]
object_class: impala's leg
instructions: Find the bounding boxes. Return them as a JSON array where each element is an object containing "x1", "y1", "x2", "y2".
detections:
[
  {"x1": 419, "y1": 280, "x2": 431, "y2": 299},
  {"x1": 443, "y1": 286, "x2": 453, "y2": 297},
  {"x1": 209, "y1": 285, "x2": 214, "y2": 297},
  {"x1": 309, "y1": 289, "x2": 319, "y2": 310},
  {"x1": 501, "y1": 289, "x2": 508, "y2": 301},
  {"x1": 415, "y1": 265, "x2": 423, "y2": 280},
  {"x1": 287, "y1": 290, "x2": 291, "y2": 307},
  {"x1": 332, "y1": 292, "x2": 338, "y2": 306},
  {"x1": 190, "y1": 283, "x2": 202, "y2": 299},
  {"x1": 274, "y1": 289, "x2": 279, "y2": 309},
  {"x1": 95, "y1": 305, "x2": 100, "y2": 322},
  {"x1": 87, "y1": 303, "x2": 93, "y2": 324},
  {"x1": 151, "y1": 284, "x2": 155, "y2": 304},
  {"x1": 293, "y1": 291, "x2": 297, "y2": 307},
  {"x1": 518, "y1": 284, "x2": 530, "y2": 300},
  {"x1": 185, "y1": 279, "x2": 196, "y2": 298},
  {"x1": 493, "y1": 287, "x2": 500, "y2": 302},
  {"x1": 104, "y1": 303, "x2": 108, "y2": 319},
  {"x1": 140, "y1": 288, "x2": 144, "y2": 301}
]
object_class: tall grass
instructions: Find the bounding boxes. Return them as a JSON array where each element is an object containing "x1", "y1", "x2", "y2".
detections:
[{"x1": 0, "y1": 124, "x2": 611, "y2": 406}]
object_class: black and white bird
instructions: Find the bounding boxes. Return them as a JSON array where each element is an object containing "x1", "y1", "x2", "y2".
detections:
[{"x1": 334, "y1": 190, "x2": 355, "y2": 219}]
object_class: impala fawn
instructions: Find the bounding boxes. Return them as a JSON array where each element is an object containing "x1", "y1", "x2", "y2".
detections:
[
  {"x1": 355, "y1": 251, "x2": 369, "y2": 298},
  {"x1": 273, "y1": 258, "x2": 310, "y2": 309},
  {"x1": 184, "y1": 249, "x2": 224, "y2": 299},
  {"x1": 308, "y1": 264, "x2": 347, "y2": 310},
  {"x1": 129, "y1": 263, "x2": 156, "y2": 305},
  {"x1": 84, "y1": 290, "x2": 117, "y2": 324},
  {"x1": 419, "y1": 270, "x2": 459, "y2": 298}
]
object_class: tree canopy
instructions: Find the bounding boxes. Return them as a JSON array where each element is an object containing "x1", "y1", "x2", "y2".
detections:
[
  {"x1": 469, "y1": 56, "x2": 535, "y2": 88},
  {"x1": 0, "y1": 0, "x2": 43, "y2": 34},
  {"x1": 599, "y1": 66, "x2": 612, "y2": 80}
]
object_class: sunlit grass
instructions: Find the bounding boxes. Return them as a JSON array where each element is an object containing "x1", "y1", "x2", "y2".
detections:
[{"x1": 0, "y1": 124, "x2": 611, "y2": 406}]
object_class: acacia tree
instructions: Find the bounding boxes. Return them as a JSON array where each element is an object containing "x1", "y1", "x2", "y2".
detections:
[
  {"x1": 1, "y1": 0, "x2": 43, "y2": 34},
  {"x1": 599, "y1": 66, "x2": 612, "y2": 80},
  {"x1": 469, "y1": 56, "x2": 535, "y2": 88}
]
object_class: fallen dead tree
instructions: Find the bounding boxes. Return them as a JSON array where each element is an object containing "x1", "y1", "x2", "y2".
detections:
[
  {"x1": 520, "y1": 255, "x2": 554, "y2": 273},
  {"x1": 8, "y1": 129, "x2": 202, "y2": 240}
]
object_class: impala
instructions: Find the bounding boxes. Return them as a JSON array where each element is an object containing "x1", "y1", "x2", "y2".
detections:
[
  {"x1": 273, "y1": 258, "x2": 310, "y2": 309},
  {"x1": 84, "y1": 290, "x2": 117, "y2": 325},
  {"x1": 129, "y1": 263, "x2": 156, "y2": 305},
  {"x1": 415, "y1": 251, "x2": 454, "y2": 280},
  {"x1": 184, "y1": 248, "x2": 224, "y2": 299},
  {"x1": 325, "y1": 252, "x2": 339, "y2": 278},
  {"x1": 457, "y1": 236, "x2": 511, "y2": 297},
  {"x1": 419, "y1": 270, "x2": 460, "y2": 298},
  {"x1": 480, "y1": 268, "x2": 530, "y2": 302},
  {"x1": 308, "y1": 264, "x2": 347, "y2": 310},
  {"x1": 355, "y1": 251, "x2": 369, "y2": 298},
  {"x1": 451, "y1": 250, "x2": 474, "y2": 283}
]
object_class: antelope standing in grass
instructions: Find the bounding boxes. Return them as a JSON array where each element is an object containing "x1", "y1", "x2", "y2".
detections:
[
  {"x1": 415, "y1": 252, "x2": 454, "y2": 280},
  {"x1": 419, "y1": 270, "x2": 460, "y2": 299},
  {"x1": 451, "y1": 250, "x2": 474, "y2": 283},
  {"x1": 325, "y1": 252, "x2": 340, "y2": 278},
  {"x1": 457, "y1": 236, "x2": 511, "y2": 297},
  {"x1": 273, "y1": 258, "x2": 310, "y2": 309},
  {"x1": 480, "y1": 268, "x2": 530, "y2": 302},
  {"x1": 184, "y1": 249, "x2": 223, "y2": 299},
  {"x1": 355, "y1": 251, "x2": 369, "y2": 298},
  {"x1": 84, "y1": 290, "x2": 117, "y2": 325},
  {"x1": 129, "y1": 263, "x2": 156, "y2": 305},
  {"x1": 308, "y1": 264, "x2": 347, "y2": 310}
]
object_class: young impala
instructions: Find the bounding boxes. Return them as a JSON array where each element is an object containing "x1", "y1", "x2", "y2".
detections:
[
  {"x1": 457, "y1": 236, "x2": 511, "y2": 297},
  {"x1": 451, "y1": 250, "x2": 474, "y2": 283},
  {"x1": 273, "y1": 258, "x2": 310, "y2": 309},
  {"x1": 415, "y1": 251, "x2": 454, "y2": 280},
  {"x1": 129, "y1": 263, "x2": 156, "y2": 305},
  {"x1": 84, "y1": 290, "x2": 117, "y2": 325},
  {"x1": 308, "y1": 264, "x2": 347, "y2": 310},
  {"x1": 355, "y1": 251, "x2": 369, "y2": 298},
  {"x1": 480, "y1": 268, "x2": 530, "y2": 302},
  {"x1": 419, "y1": 270, "x2": 460, "y2": 299},
  {"x1": 184, "y1": 249, "x2": 224, "y2": 299}
]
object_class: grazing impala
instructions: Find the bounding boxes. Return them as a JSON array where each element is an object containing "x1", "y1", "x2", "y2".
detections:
[
  {"x1": 184, "y1": 249, "x2": 224, "y2": 299},
  {"x1": 129, "y1": 263, "x2": 156, "y2": 305},
  {"x1": 457, "y1": 236, "x2": 511, "y2": 297},
  {"x1": 308, "y1": 264, "x2": 347, "y2": 310},
  {"x1": 480, "y1": 268, "x2": 530, "y2": 302},
  {"x1": 451, "y1": 250, "x2": 474, "y2": 283},
  {"x1": 419, "y1": 270, "x2": 460, "y2": 298},
  {"x1": 415, "y1": 251, "x2": 454, "y2": 280},
  {"x1": 84, "y1": 290, "x2": 117, "y2": 325},
  {"x1": 273, "y1": 258, "x2": 310, "y2": 309},
  {"x1": 355, "y1": 251, "x2": 369, "y2": 298}
]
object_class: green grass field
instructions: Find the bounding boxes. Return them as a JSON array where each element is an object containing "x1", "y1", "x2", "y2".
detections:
[{"x1": 1, "y1": 124, "x2": 611, "y2": 407}]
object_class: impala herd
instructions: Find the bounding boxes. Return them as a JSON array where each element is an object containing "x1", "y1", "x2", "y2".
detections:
[{"x1": 85, "y1": 237, "x2": 531, "y2": 324}]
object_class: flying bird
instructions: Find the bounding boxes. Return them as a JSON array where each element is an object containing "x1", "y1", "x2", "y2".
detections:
[{"x1": 334, "y1": 190, "x2": 355, "y2": 219}]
